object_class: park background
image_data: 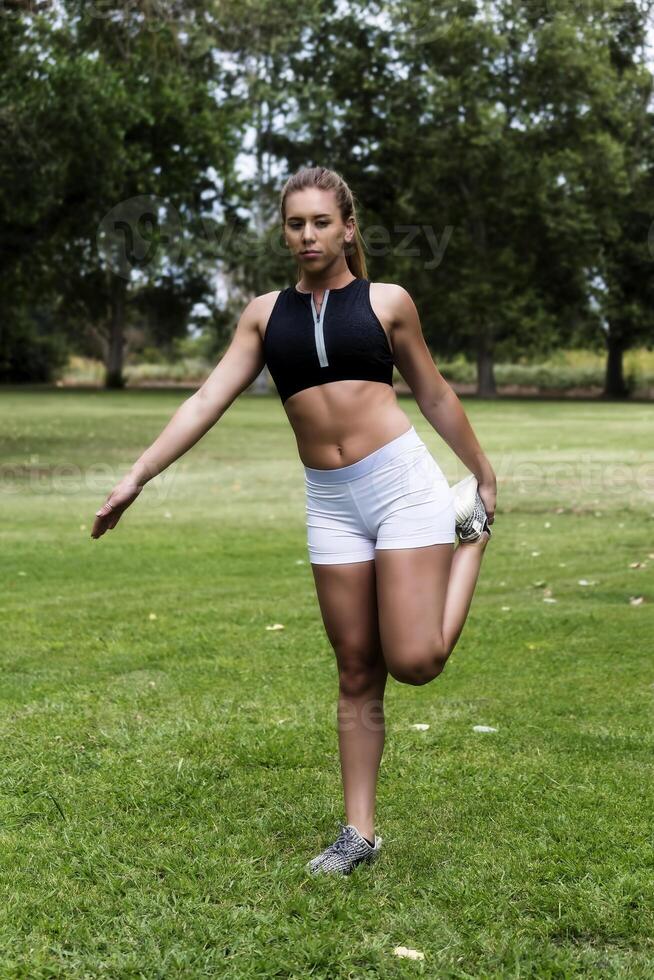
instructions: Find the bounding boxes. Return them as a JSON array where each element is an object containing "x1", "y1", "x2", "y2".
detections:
[
  {"x1": 2, "y1": 0, "x2": 654, "y2": 398},
  {"x1": 2, "y1": 1, "x2": 654, "y2": 977}
]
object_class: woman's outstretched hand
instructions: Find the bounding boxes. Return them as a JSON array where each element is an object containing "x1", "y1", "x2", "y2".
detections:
[{"x1": 91, "y1": 478, "x2": 144, "y2": 539}]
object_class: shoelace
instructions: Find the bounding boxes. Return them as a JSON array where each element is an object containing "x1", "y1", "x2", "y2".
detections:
[
  {"x1": 325, "y1": 822, "x2": 357, "y2": 858},
  {"x1": 458, "y1": 494, "x2": 491, "y2": 537}
]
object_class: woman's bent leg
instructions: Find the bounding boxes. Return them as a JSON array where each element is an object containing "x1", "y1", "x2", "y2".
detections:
[{"x1": 375, "y1": 533, "x2": 490, "y2": 685}]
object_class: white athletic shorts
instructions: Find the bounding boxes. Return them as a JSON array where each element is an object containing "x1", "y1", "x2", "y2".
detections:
[{"x1": 304, "y1": 425, "x2": 456, "y2": 565}]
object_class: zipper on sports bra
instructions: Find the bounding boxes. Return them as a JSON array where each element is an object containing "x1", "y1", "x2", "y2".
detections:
[{"x1": 310, "y1": 290, "x2": 330, "y2": 367}]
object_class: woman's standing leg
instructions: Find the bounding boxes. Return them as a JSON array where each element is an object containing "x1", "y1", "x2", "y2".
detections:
[{"x1": 311, "y1": 558, "x2": 386, "y2": 843}]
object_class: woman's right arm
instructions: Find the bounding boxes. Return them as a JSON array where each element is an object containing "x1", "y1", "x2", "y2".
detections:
[{"x1": 91, "y1": 296, "x2": 267, "y2": 539}]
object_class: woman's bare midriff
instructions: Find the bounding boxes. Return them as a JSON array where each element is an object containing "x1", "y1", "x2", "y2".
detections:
[
  {"x1": 285, "y1": 381, "x2": 413, "y2": 469},
  {"x1": 258, "y1": 285, "x2": 413, "y2": 469}
]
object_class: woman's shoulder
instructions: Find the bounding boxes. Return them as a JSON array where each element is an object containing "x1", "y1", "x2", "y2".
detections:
[
  {"x1": 368, "y1": 280, "x2": 408, "y2": 295},
  {"x1": 368, "y1": 281, "x2": 412, "y2": 308},
  {"x1": 246, "y1": 289, "x2": 289, "y2": 344},
  {"x1": 367, "y1": 282, "x2": 417, "y2": 333},
  {"x1": 254, "y1": 286, "x2": 288, "y2": 303},
  {"x1": 245, "y1": 287, "x2": 288, "y2": 317}
]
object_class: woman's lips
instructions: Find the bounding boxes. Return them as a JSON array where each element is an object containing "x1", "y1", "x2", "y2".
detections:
[{"x1": 301, "y1": 251, "x2": 320, "y2": 257}]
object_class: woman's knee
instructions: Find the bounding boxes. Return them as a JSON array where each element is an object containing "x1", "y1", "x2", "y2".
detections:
[
  {"x1": 387, "y1": 645, "x2": 449, "y2": 686},
  {"x1": 336, "y1": 647, "x2": 387, "y2": 698}
]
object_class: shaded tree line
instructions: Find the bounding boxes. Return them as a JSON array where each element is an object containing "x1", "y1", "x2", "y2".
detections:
[{"x1": 1, "y1": 0, "x2": 653, "y2": 397}]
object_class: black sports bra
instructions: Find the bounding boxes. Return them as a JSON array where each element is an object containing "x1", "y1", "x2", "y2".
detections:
[{"x1": 262, "y1": 277, "x2": 394, "y2": 405}]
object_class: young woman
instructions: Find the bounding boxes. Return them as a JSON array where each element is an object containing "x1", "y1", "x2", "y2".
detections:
[{"x1": 92, "y1": 166, "x2": 496, "y2": 877}]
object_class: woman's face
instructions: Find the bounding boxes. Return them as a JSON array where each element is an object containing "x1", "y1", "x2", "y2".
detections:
[{"x1": 284, "y1": 188, "x2": 354, "y2": 270}]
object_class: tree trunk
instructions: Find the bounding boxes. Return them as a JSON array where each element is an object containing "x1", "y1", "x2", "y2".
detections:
[
  {"x1": 105, "y1": 273, "x2": 127, "y2": 389},
  {"x1": 458, "y1": 181, "x2": 496, "y2": 398},
  {"x1": 603, "y1": 329, "x2": 629, "y2": 398},
  {"x1": 476, "y1": 331, "x2": 497, "y2": 397}
]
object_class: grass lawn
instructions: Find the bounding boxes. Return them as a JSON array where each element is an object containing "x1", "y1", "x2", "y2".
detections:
[{"x1": 1, "y1": 388, "x2": 653, "y2": 978}]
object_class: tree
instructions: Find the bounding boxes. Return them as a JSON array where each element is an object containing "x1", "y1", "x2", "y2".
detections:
[
  {"x1": 591, "y1": 1, "x2": 654, "y2": 396},
  {"x1": 0, "y1": 1, "x2": 242, "y2": 386}
]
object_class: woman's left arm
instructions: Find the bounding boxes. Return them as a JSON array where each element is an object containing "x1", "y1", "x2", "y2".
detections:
[
  {"x1": 388, "y1": 284, "x2": 496, "y2": 522},
  {"x1": 419, "y1": 387, "x2": 496, "y2": 523}
]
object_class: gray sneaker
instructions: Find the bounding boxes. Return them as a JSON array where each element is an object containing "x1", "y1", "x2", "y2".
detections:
[
  {"x1": 451, "y1": 473, "x2": 492, "y2": 543},
  {"x1": 306, "y1": 821, "x2": 382, "y2": 876}
]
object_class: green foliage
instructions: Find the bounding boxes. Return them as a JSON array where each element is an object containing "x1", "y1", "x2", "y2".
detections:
[
  {"x1": 0, "y1": 1, "x2": 242, "y2": 386},
  {"x1": 365, "y1": 0, "x2": 654, "y2": 386},
  {"x1": 0, "y1": 307, "x2": 70, "y2": 384},
  {"x1": 1, "y1": 0, "x2": 653, "y2": 395}
]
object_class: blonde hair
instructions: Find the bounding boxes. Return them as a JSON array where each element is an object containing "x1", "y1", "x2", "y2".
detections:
[{"x1": 280, "y1": 166, "x2": 368, "y2": 281}]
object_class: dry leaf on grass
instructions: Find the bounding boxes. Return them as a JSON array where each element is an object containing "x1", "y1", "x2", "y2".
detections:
[{"x1": 393, "y1": 947, "x2": 425, "y2": 961}]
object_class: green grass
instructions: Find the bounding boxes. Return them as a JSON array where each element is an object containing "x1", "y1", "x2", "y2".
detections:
[{"x1": 1, "y1": 389, "x2": 653, "y2": 978}]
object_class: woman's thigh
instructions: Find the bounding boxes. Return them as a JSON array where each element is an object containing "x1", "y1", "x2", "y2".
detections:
[
  {"x1": 310, "y1": 559, "x2": 386, "y2": 677},
  {"x1": 374, "y1": 543, "x2": 454, "y2": 672}
]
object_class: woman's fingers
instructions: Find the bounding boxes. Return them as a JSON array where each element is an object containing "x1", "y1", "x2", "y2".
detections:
[
  {"x1": 92, "y1": 502, "x2": 119, "y2": 537},
  {"x1": 478, "y1": 486, "x2": 496, "y2": 523},
  {"x1": 91, "y1": 483, "x2": 142, "y2": 539}
]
